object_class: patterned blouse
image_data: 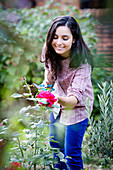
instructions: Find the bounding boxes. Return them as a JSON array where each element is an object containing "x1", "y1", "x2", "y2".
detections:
[{"x1": 42, "y1": 47, "x2": 94, "y2": 125}]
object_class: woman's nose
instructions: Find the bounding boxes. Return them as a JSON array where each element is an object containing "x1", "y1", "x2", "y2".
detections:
[{"x1": 57, "y1": 38, "x2": 62, "y2": 44}]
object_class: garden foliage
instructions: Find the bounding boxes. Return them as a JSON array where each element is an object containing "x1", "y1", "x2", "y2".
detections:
[
  {"x1": 0, "y1": 79, "x2": 61, "y2": 169},
  {"x1": 86, "y1": 81, "x2": 113, "y2": 167}
]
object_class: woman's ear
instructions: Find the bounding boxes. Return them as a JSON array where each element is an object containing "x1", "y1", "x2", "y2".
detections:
[{"x1": 73, "y1": 39, "x2": 75, "y2": 43}]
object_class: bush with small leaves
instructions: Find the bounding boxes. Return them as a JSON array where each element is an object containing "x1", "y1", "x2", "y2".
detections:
[{"x1": 87, "y1": 81, "x2": 113, "y2": 168}]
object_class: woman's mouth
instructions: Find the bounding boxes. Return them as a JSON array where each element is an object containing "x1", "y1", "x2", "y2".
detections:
[{"x1": 55, "y1": 46, "x2": 64, "y2": 50}]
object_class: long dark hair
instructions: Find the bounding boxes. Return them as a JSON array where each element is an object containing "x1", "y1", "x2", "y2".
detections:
[{"x1": 45, "y1": 16, "x2": 94, "y2": 81}]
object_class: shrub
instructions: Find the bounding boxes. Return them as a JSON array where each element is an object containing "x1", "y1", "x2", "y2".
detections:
[
  {"x1": 86, "y1": 81, "x2": 113, "y2": 167},
  {"x1": 0, "y1": 79, "x2": 60, "y2": 169}
]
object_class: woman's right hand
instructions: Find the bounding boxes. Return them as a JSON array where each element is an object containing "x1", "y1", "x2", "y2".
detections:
[{"x1": 43, "y1": 80, "x2": 48, "y2": 88}]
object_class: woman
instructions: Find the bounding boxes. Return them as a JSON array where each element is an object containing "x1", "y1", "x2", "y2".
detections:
[{"x1": 41, "y1": 16, "x2": 94, "y2": 170}]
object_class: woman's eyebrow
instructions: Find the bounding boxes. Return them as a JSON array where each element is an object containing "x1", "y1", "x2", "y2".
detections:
[
  {"x1": 63, "y1": 35, "x2": 69, "y2": 37},
  {"x1": 54, "y1": 34, "x2": 69, "y2": 37},
  {"x1": 54, "y1": 33, "x2": 69, "y2": 36}
]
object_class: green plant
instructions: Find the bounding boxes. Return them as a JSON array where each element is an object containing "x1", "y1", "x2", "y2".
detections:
[
  {"x1": 0, "y1": 78, "x2": 61, "y2": 169},
  {"x1": 86, "y1": 81, "x2": 113, "y2": 168},
  {"x1": 91, "y1": 63, "x2": 113, "y2": 119}
]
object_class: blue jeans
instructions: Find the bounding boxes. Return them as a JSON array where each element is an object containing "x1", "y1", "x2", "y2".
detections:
[{"x1": 49, "y1": 112, "x2": 88, "y2": 170}]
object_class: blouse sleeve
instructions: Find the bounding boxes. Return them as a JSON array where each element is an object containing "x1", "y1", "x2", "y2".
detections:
[{"x1": 67, "y1": 63, "x2": 92, "y2": 106}]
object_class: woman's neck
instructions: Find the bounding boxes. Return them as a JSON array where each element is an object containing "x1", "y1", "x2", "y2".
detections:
[{"x1": 60, "y1": 55, "x2": 69, "y2": 60}]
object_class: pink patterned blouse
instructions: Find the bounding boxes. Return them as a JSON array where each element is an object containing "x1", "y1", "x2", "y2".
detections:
[{"x1": 42, "y1": 48, "x2": 94, "y2": 125}]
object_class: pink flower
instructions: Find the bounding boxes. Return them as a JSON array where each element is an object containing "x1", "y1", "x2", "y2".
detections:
[
  {"x1": 6, "y1": 162, "x2": 23, "y2": 170},
  {"x1": 37, "y1": 91, "x2": 57, "y2": 107},
  {"x1": 0, "y1": 123, "x2": 2, "y2": 126},
  {"x1": 23, "y1": 77, "x2": 26, "y2": 80},
  {"x1": 45, "y1": 141, "x2": 48, "y2": 145}
]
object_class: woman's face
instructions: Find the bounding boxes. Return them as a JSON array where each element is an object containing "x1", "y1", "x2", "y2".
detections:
[{"x1": 51, "y1": 26, "x2": 74, "y2": 58}]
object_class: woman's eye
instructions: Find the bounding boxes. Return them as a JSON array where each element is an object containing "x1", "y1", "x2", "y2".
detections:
[
  {"x1": 63, "y1": 38, "x2": 68, "y2": 41},
  {"x1": 53, "y1": 35, "x2": 69, "y2": 40},
  {"x1": 53, "y1": 35, "x2": 58, "y2": 39},
  {"x1": 63, "y1": 36, "x2": 69, "y2": 40}
]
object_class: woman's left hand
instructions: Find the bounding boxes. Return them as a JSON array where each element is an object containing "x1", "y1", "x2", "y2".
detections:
[{"x1": 56, "y1": 95, "x2": 78, "y2": 109}]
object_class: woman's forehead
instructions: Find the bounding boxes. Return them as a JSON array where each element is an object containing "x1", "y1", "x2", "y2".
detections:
[{"x1": 55, "y1": 26, "x2": 72, "y2": 35}]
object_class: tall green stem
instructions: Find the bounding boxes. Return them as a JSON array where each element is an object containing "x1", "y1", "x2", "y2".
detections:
[
  {"x1": 34, "y1": 128, "x2": 37, "y2": 170},
  {"x1": 17, "y1": 137, "x2": 24, "y2": 159},
  {"x1": 25, "y1": 79, "x2": 33, "y2": 98}
]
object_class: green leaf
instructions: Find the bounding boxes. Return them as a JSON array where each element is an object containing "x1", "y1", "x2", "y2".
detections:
[
  {"x1": 11, "y1": 131, "x2": 20, "y2": 137},
  {"x1": 19, "y1": 105, "x2": 31, "y2": 114},
  {"x1": 38, "y1": 98, "x2": 48, "y2": 104},
  {"x1": 57, "y1": 152, "x2": 64, "y2": 160},
  {"x1": 27, "y1": 97, "x2": 38, "y2": 101},
  {"x1": 23, "y1": 93, "x2": 32, "y2": 97},
  {"x1": 31, "y1": 105, "x2": 40, "y2": 110},
  {"x1": 11, "y1": 93, "x2": 23, "y2": 98},
  {"x1": 51, "y1": 104, "x2": 60, "y2": 108}
]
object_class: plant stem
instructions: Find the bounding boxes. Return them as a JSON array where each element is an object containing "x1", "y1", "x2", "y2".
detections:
[
  {"x1": 34, "y1": 163, "x2": 36, "y2": 170},
  {"x1": 25, "y1": 79, "x2": 33, "y2": 98},
  {"x1": 34, "y1": 128, "x2": 37, "y2": 170},
  {"x1": 17, "y1": 137, "x2": 24, "y2": 159}
]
